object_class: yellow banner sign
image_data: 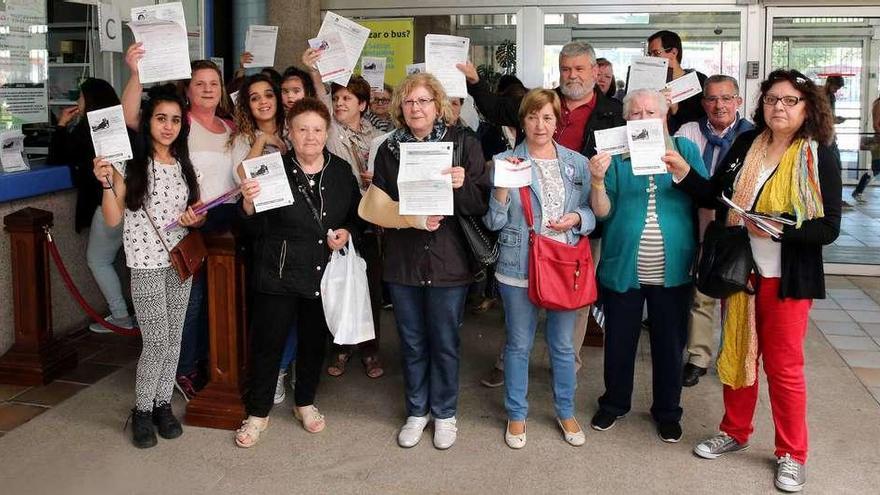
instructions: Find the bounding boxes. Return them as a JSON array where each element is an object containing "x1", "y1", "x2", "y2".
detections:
[{"x1": 357, "y1": 18, "x2": 414, "y2": 88}]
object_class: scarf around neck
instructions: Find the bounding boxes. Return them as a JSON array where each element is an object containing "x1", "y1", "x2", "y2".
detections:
[
  {"x1": 385, "y1": 119, "x2": 448, "y2": 159},
  {"x1": 699, "y1": 115, "x2": 754, "y2": 174}
]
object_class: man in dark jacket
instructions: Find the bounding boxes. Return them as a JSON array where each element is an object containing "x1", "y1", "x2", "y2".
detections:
[
  {"x1": 646, "y1": 30, "x2": 709, "y2": 134},
  {"x1": 457, "y1": 41, "x2": 624, "y2": 158},
  {"x1": 457, "y1": 41, "x2": 622, "y2": 387}
]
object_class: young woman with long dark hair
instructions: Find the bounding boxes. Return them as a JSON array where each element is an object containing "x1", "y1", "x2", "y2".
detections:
[{"x1": 93, "y1": 86, "x2": 205, "y2": 449}]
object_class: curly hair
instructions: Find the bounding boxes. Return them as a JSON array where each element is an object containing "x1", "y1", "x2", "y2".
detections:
[
  {"x1": 389, "y1": 72, "x2": 454, "y2": 130},
  {"x1": 752, "y1": 69, "x2": 836, "y2": 146},
  {"x1": 125, "y1": 85, "x2": 200, "y2": 211},
  {"x1": 228, "y1": 74, "x2": 285, "y2": 148}
]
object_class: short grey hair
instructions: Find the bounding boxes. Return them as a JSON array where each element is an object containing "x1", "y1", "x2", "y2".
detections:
[
  {"x1": 703, "y1": 74, "x2": 740, "y2": 96},
  {"x1": 622, "y1": 89, "x2": 668, "y2": 119},
  {"x1": 559, "y1": 41, "x2": 597, "y2": 65}
]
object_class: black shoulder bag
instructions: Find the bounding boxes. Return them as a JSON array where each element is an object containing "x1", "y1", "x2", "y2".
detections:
[
  {"x1": 695, "y1": 219, "x2": 756, "y2": 298},
  {"x1": 452, "y1": 131, "x2": 498, "y2": 281}
]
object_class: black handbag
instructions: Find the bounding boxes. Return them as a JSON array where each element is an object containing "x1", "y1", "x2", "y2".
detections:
[
  {"x1": 695, "y1": 220, "x2": 756, "y2": 298},
  {"x1": 451, "y1": 129, "x2": 498, "y2": 281}
]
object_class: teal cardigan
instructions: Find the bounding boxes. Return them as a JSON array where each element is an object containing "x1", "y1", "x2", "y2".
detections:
[{"x1": 597, "y1": 136, "x2": 707, "y2": 293}]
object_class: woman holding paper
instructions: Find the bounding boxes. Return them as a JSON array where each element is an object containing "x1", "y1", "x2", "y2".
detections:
[
  {"x1": 667, "y1": 70, "x2": 840, "y2": 493},
  {"x1": 121, "y1": 44, "x2": 238, "y2": 399},
  {"x1": 92, "y1": 87, "x2": 204, "y2": 449},
  {"x1": 49, "y1": 78, "x2": 136, "y2": 334},
  {"x1": 587, "y1": 88, "x2": 707, "y2": 443},
  {"x1": 234, "y1": 98, "x2": 364, "y2": 448},
  {"x1": 359, "y1": 72, "x2": 490, "y2": 450},
  {"x1": 483, "y1": 89, "x2": 595, "y2": 449}
]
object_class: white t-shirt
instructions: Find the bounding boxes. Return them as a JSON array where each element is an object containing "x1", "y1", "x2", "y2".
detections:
[
  {"x1": 123, "y1": 159, "x2": 189, "y2": 269},
  {"x1": 189, "y1": 118, "x2": 236, "y2": 202}
]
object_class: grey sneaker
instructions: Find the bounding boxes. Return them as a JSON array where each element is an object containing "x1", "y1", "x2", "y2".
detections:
[
  {"x1": 89, "y1": 315, "x2": 133, "y2": 334},
  {"x1": 775, "y1": 454, "x2": 806, "y2": 492},
  {"x1": 693, "y1": 432, "x2": 749, "y2": 459}
]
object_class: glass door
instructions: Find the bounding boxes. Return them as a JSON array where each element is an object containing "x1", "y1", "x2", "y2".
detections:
[{"x1": 767, "y1": 7, "x2": 880, "y2": 270}]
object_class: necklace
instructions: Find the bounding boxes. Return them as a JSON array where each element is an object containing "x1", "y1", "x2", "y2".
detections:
[{"x1": 303, "y1": 170, "x2": 321, "y2": 187}]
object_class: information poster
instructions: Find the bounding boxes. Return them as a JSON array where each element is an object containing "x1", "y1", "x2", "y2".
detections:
[
  {"x1": 0, "y1": 0, "x2": 49, "y2": 127},
  {"x1": 358, "y1": 18, "x2": 413, "y2": 87}
]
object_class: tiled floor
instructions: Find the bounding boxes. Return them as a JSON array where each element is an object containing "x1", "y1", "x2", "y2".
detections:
[
  {"x1": 815, "y1": 275, "x2": 880, "y2": 404},
  {"x1": 827, "y1": 186, "x2": 880, "y2": 265},
  {"x1": 0, "y1": 330, "x2": 136, "y2": 435}
]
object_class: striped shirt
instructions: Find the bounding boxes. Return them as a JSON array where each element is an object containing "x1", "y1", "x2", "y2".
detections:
[{"x1": 637, "y1": 176, "x2": 665, "y2": 285}]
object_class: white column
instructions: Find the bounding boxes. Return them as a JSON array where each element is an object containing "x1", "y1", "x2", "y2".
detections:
[
  {"x1": 743, "y1": 3, "x2": 765, "y2": 119},
  {"x1": 516, "y1": 6, "x2": 544, "y2": 89}
]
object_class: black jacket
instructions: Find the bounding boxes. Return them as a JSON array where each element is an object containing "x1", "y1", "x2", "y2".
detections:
[
  {"x1": 466, "y1": 79, "x2": 625, "y2": 158},
  {"x1": 675, "y1": 129, "x2": 842, "y2": 300},
  {"x1": 244, "y1": 150, "x2": 364, "y2": 298},
  {"x1": 372, "y1": 125, "x2": 490, "y2": 287},
  {"x1": 48, "y1": 123, "x2": 102, "y2": 232}
]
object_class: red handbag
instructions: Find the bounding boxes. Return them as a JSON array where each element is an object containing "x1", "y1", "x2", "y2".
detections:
[{"x1": 519, "y1": 187, "x2": 597, "y2": 311}]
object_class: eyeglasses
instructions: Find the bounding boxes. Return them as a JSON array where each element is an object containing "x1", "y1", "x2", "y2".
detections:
[
  {"x1": 647, "y1": 47, "x2": 673, "y2": 57},
  {"x1": 762, "y1": 94, "x2": 803, "y2": 107},
  {"x1": 703, "y1": 95, "x2": 739, "y2": 104},
  {"x1": 402, "y1": 97, "x2": 435, "y2": 109},
  {"x1": 372, "y1": 98, "x2": 391, "y2": 104}
]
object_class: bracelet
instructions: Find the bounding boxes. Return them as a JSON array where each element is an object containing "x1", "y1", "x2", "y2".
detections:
[
  {"x1": 590, "y1": 180, "x2": 605, "y2": 189},
  {"x1": 102, "y1": 185, "x2": 114, "y2": 190}
]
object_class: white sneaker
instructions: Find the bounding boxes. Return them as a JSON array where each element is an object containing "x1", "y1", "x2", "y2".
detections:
[
  {"x1": 273, "y1": 371, "x2": 286, "y2": 404},
  {"x1": 433, "y1": 416, "x2": 458, "y2": 450},
  {"x1": 397, "y1": 415, "x2": 430, "y2": 448},
  {"x1": 89, "y1": 315, "x2": 133, "y2": 334}
]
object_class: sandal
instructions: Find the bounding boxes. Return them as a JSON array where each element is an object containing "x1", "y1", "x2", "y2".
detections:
[
  {"x1": 234, "y1": 416, "x2": 268, "y2": 448},
  {"x1": 362, "y1": 355, "x2": 385, "y2": 379},
  {"x1": 472, "y1": 297, "x2": 498, "y2": 314},
  {"x1": 294, "y1": 405, "x2": 326, "y2": 433},
  {"x1": 326, "y1": 352, "x2": 351, "y2": 377}
]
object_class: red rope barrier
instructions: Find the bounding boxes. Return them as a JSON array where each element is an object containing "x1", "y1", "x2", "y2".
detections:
[{"x1": 44, "y1": 228, "x2": 141, "y2": 337}]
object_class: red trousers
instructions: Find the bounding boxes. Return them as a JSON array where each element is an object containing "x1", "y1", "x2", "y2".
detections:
[{"x1": 719, "y1": 277, "x2": 813, "y2": 464}]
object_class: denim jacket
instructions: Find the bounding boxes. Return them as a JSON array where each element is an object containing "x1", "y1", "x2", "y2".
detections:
[{"x1": 483, "y1": 142, "x2": 596, "y2": 280}]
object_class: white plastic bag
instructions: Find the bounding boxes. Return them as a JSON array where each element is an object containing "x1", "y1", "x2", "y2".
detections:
[{"x1": 320, "y1": 237, "x2": 375, "y2": 345}]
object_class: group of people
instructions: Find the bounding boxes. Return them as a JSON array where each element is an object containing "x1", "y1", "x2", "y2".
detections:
[{"x1": 52, "y1": 28, "x2": 844, "y2": 494}]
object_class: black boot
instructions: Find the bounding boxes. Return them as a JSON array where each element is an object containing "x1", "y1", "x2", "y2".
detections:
[
  {"x1": 129, "y1": 408, "x2": 158, "y2": 448},
  {"x1": 152, "y1": 402, "x2": 183, "y2": 439}
]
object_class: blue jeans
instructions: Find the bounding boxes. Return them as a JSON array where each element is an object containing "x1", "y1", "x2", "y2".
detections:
[
  {"x1": 86, "y1": 208, "x2": 128, "y2": 319},
  {"x1": 388, "y1": 283, "x2": 468, "y2": 419},
  {"x1": 498, "y1": 282, "x2": 577, "y2": 421},
  {"x1": 279, "y1": 325, "x2": 298, "y2": 370}
]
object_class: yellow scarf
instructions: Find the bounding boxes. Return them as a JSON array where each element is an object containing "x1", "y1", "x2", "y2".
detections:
[{"x1": 717, "y1": 131, "x2": 824, "y2": 389}]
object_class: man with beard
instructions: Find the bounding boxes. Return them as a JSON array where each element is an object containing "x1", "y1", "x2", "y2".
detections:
[
  {"x1": 674, "y1": 74, "x2": 754, "y2": 387},
  {"x1": 457, "y1": 41, "x2": 623, "y2": 387},
  {"x1": 458, "y1": 41, "x2": 624, "y2": 158}
]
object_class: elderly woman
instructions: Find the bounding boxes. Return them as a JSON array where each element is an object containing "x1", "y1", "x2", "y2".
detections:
[
  {"x1": 670, "y1": 69, "x2": 841, "y2": 493},
  {"x1": 234, "y1": 98, "x2": 363, "y2": 448},
  {"x1": 588, "y1": 88, "x2": 707, "y2": 443},
  {"x1": 484, "y1": 89, "x2": 595, "y2": 449},
  {"x1": 360, "y1": 73, "x2": 490, "y2": 450}
]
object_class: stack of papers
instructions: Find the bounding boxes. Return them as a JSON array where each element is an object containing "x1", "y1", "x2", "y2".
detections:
[
  {"x1": 313, "y1": 11, "x2": 371, "y2": 86},
  {"x1": 720, "y1": 194, "x2": 795, "y2": 239}
]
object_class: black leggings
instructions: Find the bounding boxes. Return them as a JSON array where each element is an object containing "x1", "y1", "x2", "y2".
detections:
[{"x1": 245, "y1": 293, "x2": 329, "y2": 417}]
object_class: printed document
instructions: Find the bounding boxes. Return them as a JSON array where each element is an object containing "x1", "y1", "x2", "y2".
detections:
[
  {"x1": 493, "y1": 159, "x2": 532, "y2": 188},
  {"x1": 594, "y1": 125, "x2": 629, "y2": 156},
  {"x1": 310, "y1": 32, "x2": 352, "y2": 84},
  {"x1": 128, "y1": 2, "x2": 191, "y2": 84},
  {"x1": 243, "y1": 25, "x2": 278, "y2": 68},
  {"x1": 242, "y1": 152, "x2": 295, "y2": 213},
  {"x1": 398, "y1": 142, "x2": 454, "y2": 215},
  {"x1": 87, "y1": 105, "x2": 133, "y2": 169},
  {"x1": 317, "y1": 11, "x2": 370, "y2": 86},
  {"x1": 626, "y1": 119, "x2": 667, "y2": 175},
  {"x1": 627, "y1": 56, "x2": 668, "y2": 92},
  {"x1": 665, "y1": 71, "x2": 702, "y2": 104},
  {"x1": 361, "y1": 57, "x2": 386, "y2": 91},
  {"x1": 425, "y1": 34, "x2": 470, "y2": 98}
]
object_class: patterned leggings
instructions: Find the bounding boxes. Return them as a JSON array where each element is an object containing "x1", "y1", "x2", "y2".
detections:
[{"x1": 131, "y1": 267, "x2": 192, "y2": 412}]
